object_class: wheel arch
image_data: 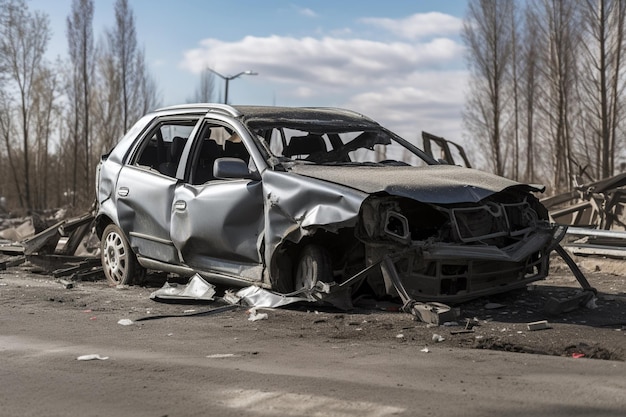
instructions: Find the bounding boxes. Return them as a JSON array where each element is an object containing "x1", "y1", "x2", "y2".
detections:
[
  {"x1": 268, "y1": 227, "x2": 363, "y2": 292},
  {"x1": 94, "y1": 214, "x2": 115, "y2": 239}
]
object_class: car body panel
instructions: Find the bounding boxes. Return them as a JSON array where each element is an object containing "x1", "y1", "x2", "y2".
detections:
[
  {"x1": 116, "y1": 165, "x2": 180, "y2": 264},
  {"x1": 288, "y1": 164, "x2": 544, "y2": 204},
  {"x1": 170, "y1": 179, "x2": 265, "y2": 279},
  {"x1": 261, "y1": 169, "x2": 368, "y2": 266}
]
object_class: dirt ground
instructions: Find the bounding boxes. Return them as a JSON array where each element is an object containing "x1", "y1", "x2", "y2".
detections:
[{"x1": 1, "y1": 252, "x2": 625, "y2": 362}]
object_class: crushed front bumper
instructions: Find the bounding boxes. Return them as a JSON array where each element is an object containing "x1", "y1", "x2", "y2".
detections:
[{"x1": 369, "y1": 224, "x2": 565, "y2": 304}]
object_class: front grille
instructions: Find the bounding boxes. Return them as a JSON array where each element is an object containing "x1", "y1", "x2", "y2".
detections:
[{"x1": 451, "y1": 201, "x2": 534, "y2": 243}]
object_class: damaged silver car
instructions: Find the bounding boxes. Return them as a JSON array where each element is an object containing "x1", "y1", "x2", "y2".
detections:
[{"x1": 96, "y1": 104, "x2": 562, "y2": 305}]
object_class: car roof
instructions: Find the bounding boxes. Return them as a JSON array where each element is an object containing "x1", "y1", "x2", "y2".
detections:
[{"x1": 154, "y1": 103, "x2": 380, "y2": 127}]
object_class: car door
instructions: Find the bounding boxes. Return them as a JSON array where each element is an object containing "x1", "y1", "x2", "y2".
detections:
[
  {"x1": 115, "y1": 116, "x2": 200, "y2": 264},
  {"x1": 170, "y1": 121, "x2": 265, "y2": 282}
]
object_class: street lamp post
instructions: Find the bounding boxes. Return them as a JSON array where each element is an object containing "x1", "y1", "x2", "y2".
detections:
[{"x1": 208, "y1": 68, "x2": 258, "y2": 104}]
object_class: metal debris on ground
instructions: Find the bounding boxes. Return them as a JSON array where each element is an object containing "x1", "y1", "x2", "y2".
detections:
[
  {"x1": 76, "y1": 354, "x2": 109, "y2": 361},
  {"x1": 1, "y1": 210, "x2": 101, "y2": 280},
  {"x1": 527, "y1": 320, "x2": 550, "y2": 331},
  {"x1": 542, "y1": 172, "x2": 626, "y2": 230},
  {"x1": 247, "y1": 308, "x2": 269, "y2": 321},
  {"x1": 381, "y1": 255, "x2": 458, "y2": 325},
  {"x1": 149, "y1": 274, "x2": 216, "y2": 303},
  {"x1": 234, "y1": 285, "x2": 310, "y2": 308},
  {"x1": 134, "y1": 304, "x2": 239, "y2": 322},
  {"x1": 432, "y1": 334, "x2": 445, "y2": 342}
]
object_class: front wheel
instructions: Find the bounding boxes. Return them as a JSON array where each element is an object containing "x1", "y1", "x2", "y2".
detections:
[
  {"x1": 101, "y1": 224, "x2": 143, "y2": 286},
  {"x1": 294, "y1": 244, "x2": 332, "y2": 291}
]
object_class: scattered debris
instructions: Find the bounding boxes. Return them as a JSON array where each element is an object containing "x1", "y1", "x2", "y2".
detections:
[
  {"x1": 564, "y1": 227, "x2": 626, "y2": 259},
  {"x1": 543, "y1": 172, "x2": 626, "y2": 230},
  {"x1": 527, "y1": 320, "x2": 550, "y2": 331},
  {"x1": 0, "y1": 255, "x2": 25, "y2": 270},
  {"x1": 247, "y1": 308, "x2": 269, "y2": 322},
  {"x1": 150, "y1": 274, "x2": 216, "y2": 303},
  {"x1": 432, "y1": 334, "x2": 445, "y2": 343},
  {"x1": 235, "y1": 286, "x2": 309, "y2": 308},
  {"x1": 76, "y1": 354, "x2": 109, "y2": 361},
  {"x1": 1, "y1": 210, "x2": 101, "y2": 281},
  {"x1": 420, "y1": 347, "x2": 430, "y2": 353},
  {"x1": 134, "y1": 304, "x2": 239, "y2": 321},
  {"x1": 544, "y1": 292, "x2": 596, "y2": 316},
  {"x1": 381, "y1": 256, "x2": 459, "y2": 325},
  {"x1": 58, "y1": 279, "x2": 74, "y2": 289}
]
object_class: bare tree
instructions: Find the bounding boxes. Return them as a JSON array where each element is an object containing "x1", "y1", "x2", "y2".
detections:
[
  {"x1": 98, "y1": 0, "x2": 159, "y2": 146},
  {"x1": 462, "y1": 0, "x2": 515, "y2": 177},
  {"x1": 134, "y1": 47, "x2": 160, "y2": 115},
  {"x1": 531, "y1": 0, "x2": 581, "y2": 192},
  {"x1": 0, "y1": 0, "x2": 50, "y2": 209},
  {"x1": 66, "y1": 0, "x2": 95, "y2": 205},
  {"x1": 0, "y1": 89, "x2": 23, "y2": 208},
  {"x1": 520, "y1": 5, "x2": 542, "y2": 183},
  {"x1": 31, "y1": 65, "x2": 58, "y2": 209},
  {"x1": 109, "y1": 0, "x2": 136, "y2": 132},
  {"x1": 578, "y1": 0, "x2": 626, "y2": 179},
  {"x1": 93, "y1": 44, "x2": 122, "y2": 154},
  {"x1": 189, "y1": 69, "x2": 216, "y2": 103},
  {"x1": 509, "y1": 6, "x2": 521, "y2": 181}
]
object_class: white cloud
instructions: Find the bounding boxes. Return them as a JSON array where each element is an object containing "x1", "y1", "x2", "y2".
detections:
[
  {"x1": 361, "y1": 12, "x2": 463, "y2": 40},
  {"x1": 181, "y1": 35, "x2": 463, "y2": 86},
  {"x1": 298, "y1": 7, "x2": 317, "y2": 18},
  {"x1": 179, "y1": 25, "x2": 467, "y2": 142},
  {"x1": 343, "y1": 70, "x2": 468, "y2": 143}
]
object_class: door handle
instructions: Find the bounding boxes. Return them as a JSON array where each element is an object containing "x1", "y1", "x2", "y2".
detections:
[
  {"x1": 174, "y1": 200, "x2": 187, "y2": 211},
  {"x1": 118, "y1": 187, "x2": 129, "y2": 197}
]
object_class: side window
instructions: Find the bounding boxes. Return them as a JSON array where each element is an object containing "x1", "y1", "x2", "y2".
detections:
[
  {"x1": 191, "y1": 123, "x2": 254, "y2": 185},
  {"x1": 132, "y1": 119, "x2": 198, "y2": 177}
]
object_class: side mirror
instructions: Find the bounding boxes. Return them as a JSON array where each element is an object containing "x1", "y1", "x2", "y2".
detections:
[{"x1": 214, "y1": 157, "x2": 259, "y2": 180}]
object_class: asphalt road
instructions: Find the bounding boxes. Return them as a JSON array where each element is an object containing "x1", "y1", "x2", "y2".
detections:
[{"x1": 1, "y1": 269, "x2": 626, "y2": 417}]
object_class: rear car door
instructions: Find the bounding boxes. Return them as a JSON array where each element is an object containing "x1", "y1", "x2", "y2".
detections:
[
  {"x1": 115, "y1": 116, "x2": 200, "y2": 264},
  {"x1": 170, "y1": 121, "x2": 265, "y2": 282}
]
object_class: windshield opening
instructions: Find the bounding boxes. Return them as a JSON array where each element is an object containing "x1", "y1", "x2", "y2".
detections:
[{"x1": 251, "y1": 125, "x2": 433, "y2": 168}]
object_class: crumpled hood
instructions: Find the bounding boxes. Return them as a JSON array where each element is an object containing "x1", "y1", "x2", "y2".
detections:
[{"x1": 289, "y1": 164, "x2": 544, "y2": 204}]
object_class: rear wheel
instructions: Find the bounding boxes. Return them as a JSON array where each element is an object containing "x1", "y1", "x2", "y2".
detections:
[
  {"x1": 294, "y1": 244, "x2": 332, "y2": 291},
  {"x1": 101, "y1": 224, "x2": 143, "y2": 286}
]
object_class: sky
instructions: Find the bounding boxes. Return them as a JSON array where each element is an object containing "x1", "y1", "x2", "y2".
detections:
[{"x1": 29, "y1": 0, "x2": 469, "y2": 145}]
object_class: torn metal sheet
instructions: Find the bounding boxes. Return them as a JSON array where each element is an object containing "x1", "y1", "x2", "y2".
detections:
[
  {"x1": 235, "y1": 285, "x2": 310, "y2": 308},
  {"x1": 150, "y1": 274, "x2": 216, "y2": 302}
]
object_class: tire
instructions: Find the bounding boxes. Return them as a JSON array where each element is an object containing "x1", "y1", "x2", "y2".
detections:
[
  {"x1": 294, "y1": 244, "x2": 332, "y2": 291},
  {"x1": 101, "y1": 224, "x2": 142, "y2": 286}
]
